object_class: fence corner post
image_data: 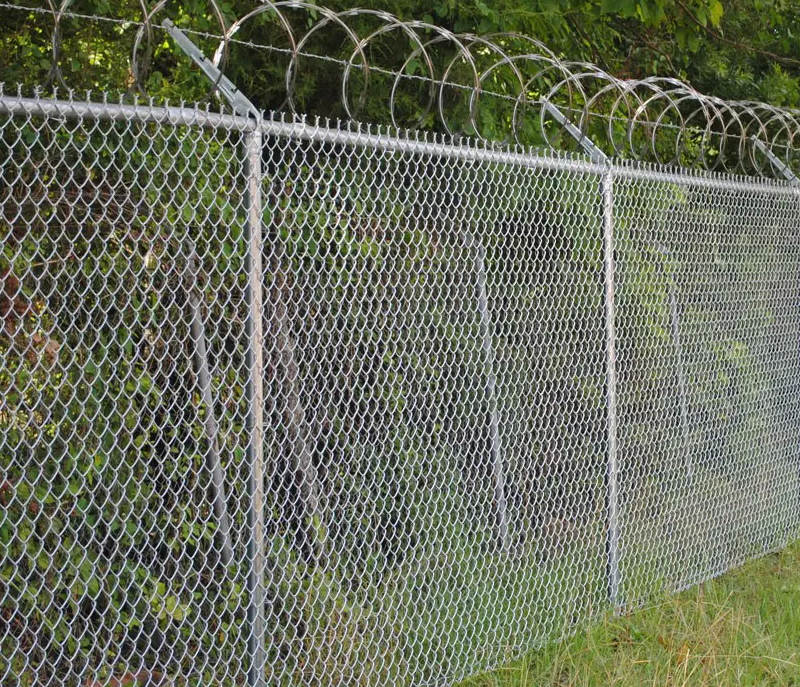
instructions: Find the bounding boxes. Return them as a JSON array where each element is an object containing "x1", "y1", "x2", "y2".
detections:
[{"x1": 244, "y1": 128, "x2": 266, "y2": 687}]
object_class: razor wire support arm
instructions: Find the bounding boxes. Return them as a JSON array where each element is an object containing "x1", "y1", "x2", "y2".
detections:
[
  {"x1": 162, "y1": 19, "x2": 260, "y2": 119},
  {"x1": 545, "y1": 101, "x2": 621, "y2": 608},
  {"x1": 543, "y1": 102, "x2": 609, "y2": 165},
  {"x1": 751, "y1": 138, "x2": 800, "y2": 185}
]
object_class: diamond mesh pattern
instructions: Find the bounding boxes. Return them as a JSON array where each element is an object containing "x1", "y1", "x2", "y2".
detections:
[
  {"x1": 612, "y1": 168, "x2": 800, "y2": 603},
  {"x1": 1, "y1": 106, "x2": 251, "y2": 686},
  {"x1": 1, "y1": 97, "x2": 800, "y2": 687}
]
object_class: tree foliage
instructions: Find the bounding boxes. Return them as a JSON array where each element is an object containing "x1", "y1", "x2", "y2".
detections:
[{"x1": 1, "y1": 0, "x2": 799, "y2": 113}]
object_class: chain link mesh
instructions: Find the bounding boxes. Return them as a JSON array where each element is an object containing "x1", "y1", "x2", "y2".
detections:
[
  {"x1": 612, "y1": 167, "x2": 800, "y2": 603},
  {"x1": 1, "y1": 96, "x2": 799, "y2": 687}
]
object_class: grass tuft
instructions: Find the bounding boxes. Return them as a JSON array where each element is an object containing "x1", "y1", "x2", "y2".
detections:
[{"x1": 460, "y1": 538, "x2": 800, "y2": 686}]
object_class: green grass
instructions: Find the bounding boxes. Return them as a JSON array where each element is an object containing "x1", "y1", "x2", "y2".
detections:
[{"x1": 460, "y1": 538, "x2": 800, "y2": 687}]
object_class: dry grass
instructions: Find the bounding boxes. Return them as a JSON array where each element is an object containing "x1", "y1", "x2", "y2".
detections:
[{"x1": 460, "y1": 538, "x2": 800, "y2": 686}]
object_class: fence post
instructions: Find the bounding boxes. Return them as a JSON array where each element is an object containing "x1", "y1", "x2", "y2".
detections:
[
  {"x1": 542, "y1": 101, "x2": 621, "y2": 609},
  {"x1": 601, "y1": 165, "x2": 621, "y2": 611},
  {"x1": 162, "y1": 19, "x2": 322, "y2": 586},
  {"x1": 464, "y1": 230, "x2": 509, "y2": 552},
  {"x1": 749, "y1": 138, "x2": 800, "y2": 533},
  {"x1": 186, "y1": 240, "x2": 235, "y2": 566},
  {"x1": 244, "y1": 130, "x2": 266, "y2": 687}
]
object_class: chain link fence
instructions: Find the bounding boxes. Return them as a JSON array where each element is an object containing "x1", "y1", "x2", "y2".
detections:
[{"x1": 2, "y1": 94, "x2": 800, "y2": 687}]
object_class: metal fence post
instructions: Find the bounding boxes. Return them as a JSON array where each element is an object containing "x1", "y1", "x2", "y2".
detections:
[
  {"x1": 543, "y1": 101, "x2": 621, "y2": 609},
  {"x1": 244, "y1": 129, "x2": 266, "y2": 687},
  {"x1": 186, "y1": 240, "x2": 235, "y2": 566},
  {"x1": 162, "y1": 21, "x2": 322, "y2": 580},
  {"x1": 464, "y1": 230, "x2": 509, "y2": 552},
  {"x1": 749, "y1": 138, "x2": 800, "y2": 534},
  {"x1": 163, "y1": 22, "x2": 267, "y2": 685},
  {"x1": 601, "y1": 165, "x2": 621, "y2": 611}
]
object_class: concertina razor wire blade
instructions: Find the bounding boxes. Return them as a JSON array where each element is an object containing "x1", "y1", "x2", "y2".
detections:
[{"x1": 6, "y1": 0, "x2": 800, "y2": 178}]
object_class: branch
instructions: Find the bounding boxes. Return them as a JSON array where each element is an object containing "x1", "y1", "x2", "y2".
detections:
[
  {"x1": 633, "y1": 30, "x2": 680, "y2": 76},
  {"x1": 674, "y1": 0, "x2": 800, "y2": 68},
  {"x1": 564, "y1": 14, "x2": 610, "y2": 72}
]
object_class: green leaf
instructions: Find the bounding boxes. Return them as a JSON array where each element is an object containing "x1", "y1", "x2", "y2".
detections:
[
  {"x1": 600, "y1": 0, "x2": 635, "y2": 15},
  {"x1": 709, "y1": 0, "x2": 724, "y2": 26},
  {"x1": 87, "y1": 577, "x2": 100, "y2": 597},
  {"x1": 475, "y1": 0, "x2": 492, "y2": 17}
]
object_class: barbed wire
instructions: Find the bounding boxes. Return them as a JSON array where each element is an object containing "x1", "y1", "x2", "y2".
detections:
[{"x1": 3, "y1": 0, "x2": 800, "y2": 176}]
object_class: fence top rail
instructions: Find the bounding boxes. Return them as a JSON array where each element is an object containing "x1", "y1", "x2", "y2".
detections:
[
  {"x1": 2, "y1": 91, "x2": 799, "y2": 197},
  {"x1": 0, "y1": 91, "x2": 604, "y2": 175},
  {"x1": 5, "y1": 0, "x2": 800, "y2": 179}
]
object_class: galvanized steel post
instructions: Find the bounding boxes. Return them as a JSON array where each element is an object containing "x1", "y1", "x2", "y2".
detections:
[
  {"x1": 244, "y1": 130, "x2": 266, "y2": 687},
  {"x1": 162, "y1": 21, "x2": 268, "y2": 684},
  {"x1": 601, "y1": 166, "x2": 621, "y2": 610},
  {"x1": 465, "y1": 230, "x2": 508, "y2": 552},
  {"x1": 544, "y1": 100, "x2": 621, "y2": 609}
]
